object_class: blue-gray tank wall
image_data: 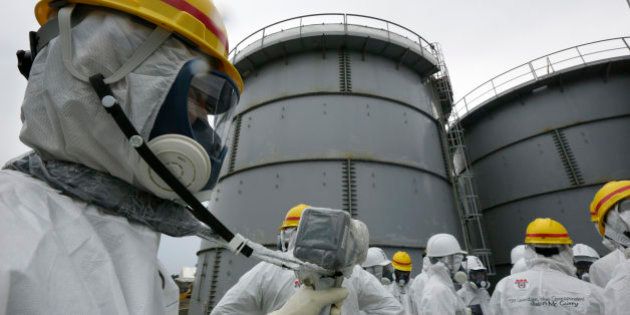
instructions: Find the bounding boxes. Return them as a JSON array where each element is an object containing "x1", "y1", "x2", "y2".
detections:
[
  {"x1": 189, "y1": 24, "x2": 460, "y2": 314},
  {"x1": 460, "y1": 57, "x2": 630, "y2": 279}
]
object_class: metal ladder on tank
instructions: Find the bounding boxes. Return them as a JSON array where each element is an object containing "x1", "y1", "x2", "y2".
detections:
[{"x1": 431, "y1": 43, "x2": 495, "y2": 275}]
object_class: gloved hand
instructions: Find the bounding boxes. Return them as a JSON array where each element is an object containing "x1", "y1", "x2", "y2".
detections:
[{"x1": 268, "y1": 286, "x2": 349, "y2": 315}]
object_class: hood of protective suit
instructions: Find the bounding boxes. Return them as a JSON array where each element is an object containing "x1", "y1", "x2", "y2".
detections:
[
  {"x1": 510, "y1": 258, "x2": 528, "y2": 274},
  {"x1": 524, "y1": 245, "x2": 577, "y2": 276},
  {"x1": 426, "y1": 262, "x2": 455, "y2": 287},
  {"x1": 20, "y1": 10, "x2": 200, "y2": 190},
  {"x1": 421, "y1": 256, "x2": 430, "y2": 273}
]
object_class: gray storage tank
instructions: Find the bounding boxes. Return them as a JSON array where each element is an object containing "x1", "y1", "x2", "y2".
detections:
[
  {"x1": 453, "y1": 37, "x2": 630, "y2": 278},
  {"x1": 189, "y1": 14, "x2": 461, "y2": 314}
]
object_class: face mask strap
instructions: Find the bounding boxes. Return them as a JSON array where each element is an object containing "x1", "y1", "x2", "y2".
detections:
[{"x1": 89, "y1": 74, "x2": 252, "y2": 257}]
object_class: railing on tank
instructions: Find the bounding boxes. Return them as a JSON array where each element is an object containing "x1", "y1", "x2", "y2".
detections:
[
  {"x1": 450, "y1": 36, "x2": 630, "y2": 123},
  {"x1": 228, "y1": 13, "x2": 437, "y2": 63}
]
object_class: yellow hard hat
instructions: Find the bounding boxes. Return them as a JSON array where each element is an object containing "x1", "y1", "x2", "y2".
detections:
[
  {"x1": 279, "y1": 204, "x2": 310, "y2": 230},
  {"x1": 524, "y1": 218, "x2": 573, "y2": 245},
  {"x1": 34, "y1": 0, "x2": 243, "y2": 92},
  {"x1": 391, "y1": 251, "x2": 412, "y2": 272},
  {"x1": 590, "y1": 181, "x2": 630, "y2": 236}
]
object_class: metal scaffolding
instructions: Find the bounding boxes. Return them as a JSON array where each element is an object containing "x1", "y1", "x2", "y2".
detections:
[{"x1": 432, "y1": 43, "x2": 495, "y2": 274}]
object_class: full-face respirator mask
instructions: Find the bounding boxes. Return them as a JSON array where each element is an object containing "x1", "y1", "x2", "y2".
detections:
[
  {"x1": 363, "y1": 265, "x2": 393, "y2": 285},
  {"x1": 603, "y1": 199, "x2": 630, "y2": 253},
  {"x1": 430, "y1": 254, "x2": 468, "y2": 285},
  {"x1": 140, "y1": 59, "x2": 238, "y2": 200},
  {"x1": 277, "y1": 227, "x2": 297, "y2": 253},
  {"x1": 394, "y1": 269, "x2": 411, "y2": 286},
  {"x1": 468, "y1": 269, "x2": 491, "y2": 289}
]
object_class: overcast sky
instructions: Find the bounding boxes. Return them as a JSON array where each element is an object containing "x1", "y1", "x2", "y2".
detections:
[{"x1": 1, "y1": 1, "x2": 628, "y2": 275}]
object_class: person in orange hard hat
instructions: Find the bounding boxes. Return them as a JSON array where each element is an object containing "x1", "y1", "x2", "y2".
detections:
[
  {"x1": 589, "y1": 181, "x2": 630, "y2": 314},
  {"x1": 489, "y1": 218, "x2": 605, "y2": 315}
]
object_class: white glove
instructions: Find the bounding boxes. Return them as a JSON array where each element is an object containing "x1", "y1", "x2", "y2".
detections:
[{"x1": 268, "y1": 286, "x2": 349, "y2": 315}]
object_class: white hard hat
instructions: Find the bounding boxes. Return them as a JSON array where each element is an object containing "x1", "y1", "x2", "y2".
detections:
[
  {"x1": 510, "y1": 245, "x2": 526, "y2": 265},
  {"x1": 361, "y1": 247, "x2": 391, "y2": 268},
  {"x1": 464, "y1": 255, "x2": 486, "y2": 271},
  {"x1": 572, "y1": 243, "x2": 600, "y2": 262},
  {"x1": 426, "y1": 233, "x2": 467, "y2": 257}
]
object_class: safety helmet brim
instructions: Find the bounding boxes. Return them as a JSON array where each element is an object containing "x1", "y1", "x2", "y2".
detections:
[{"x1": 35, "y1": 0, "x2": 244, "y2": 93}]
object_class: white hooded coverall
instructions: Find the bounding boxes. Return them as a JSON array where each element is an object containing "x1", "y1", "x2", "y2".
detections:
[
  {"x1": 408, "y1": 256, "x2": 430, "y2": 315},
  {"x1": 510, "y1": 258, "x2": 528, "y2": 275},
  {"x1": 589, "y1": 249, "x2": 625, "y2": 288},
  {"x1": 416, "y1": 263, "x2": 467, "y2": 315},
  {"x1": 387, "y1": 279, "x2": 413, "y2": 315},
  {"x1": 211, "y1": 262, "x2": 403, "y2": 315},
  {"x1": 489, "y1": 257, "x2": 605, "y2": 314},
  {"x1": 457, "y1": 282, "x2": 490, "y2": 315},
  {"x1": 602, "y1": 257, "x2": 630, "y2": 315},
  {"x1": 0, "y1": 10, "x2": 203, "y2": 315}
]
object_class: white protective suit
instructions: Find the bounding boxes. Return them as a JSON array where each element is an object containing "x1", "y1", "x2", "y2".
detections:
[
  {"x1": 603, "y1": 257, "x2": 630, "y2": 315},
  {"x1": 416, "y1": 263, "x2": 467, "y2": 315},
  {"x1": 387, "y1": 279, "x2": 413, "y2": 315},
  {"x1": 489, "y1": 247, "x2": 605, "y2": 315},
  {"x1": 212, "y1": 262, "x2": 403, "y2": 315},
  {"x1": 590, "y1": 249, "x2": 625, "y2": 288},
  {"x1": 0, "y1": 10, "x2": 201, "y2": 315},
  {"x1": 457, "y1": 282, "x2": 490, "y2": 315},
  {"x1": 510, "y1": 258, "x2": 528, "y2": 274},
  {"x1": 161, "y1": 263, "x2": 181, "y2": 315},
  {"x1": 408, "y1": 256, "x2": 430, "y2": 314}
]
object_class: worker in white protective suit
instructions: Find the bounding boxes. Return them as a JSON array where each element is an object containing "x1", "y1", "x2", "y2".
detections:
[
  {"x1": 510, "y1": 244, "x2": 528, "y2": 274},
  {"x1": 572, "y1": 243, "x2": 600, "y2": 282},
  {"x1": 489, "y1": 218, "x2": 605, "y2": 315},
  {"x1": 362, "y1": 247, "x2": 394, "y2": 285},
  {"x1": 457, "y1": 256, "x2": 491, "y2": 315},
  {"x1": 0, "y1": 2, "x2": 347, "y2": 315},
  {"x1": 387, "y1": 251, "x2": 414, "y2": 314},
  {"x1": 407, "y1": 256, "x2": 430, "y2": 314},
  {"x1": 212, "y1": 206, "x2": 403, "y2": 315},
  {"x1": 414, "y1": 233, "x2": 468, "y2": 315},
  {"x1": 588, "y1": 181, "x2": 630, "y2": 314}
]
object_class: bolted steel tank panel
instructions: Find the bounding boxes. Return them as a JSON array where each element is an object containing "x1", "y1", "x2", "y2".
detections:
[
  {"x1": 455, "y1": 39, "x2": 630, "y2": 279},
  {"x1": 231, "y1": 94, "x2": 447, "y2": 177},
  {"x1": 190, "y1": 14, "x2": 460, "y2": 314}
]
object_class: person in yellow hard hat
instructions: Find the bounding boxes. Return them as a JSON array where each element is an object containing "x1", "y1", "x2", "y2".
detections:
[
  {"x1": 488, "y1": 218, "x2": 605, "y2": 315},
  {"x1": 277, "y1": 203, "x2": 309, "y2": 252},
  {"x1": 1, "y1": 2, "x2": 349, "y2": 314},
  {"x1": 1, "y1": 1, "x2": 247, "y2": 314},
  {"x1": 588, "y1": 181, "x2": 630, "y2": 314},
  {"x1": 388, "y1": 251, "x2": 414, "y2": 314},
  {"x1": 588, "y1": 182, "x2": 630, "y2": 290},
  {"x1": 213, "y1": 204, "x2": 403, "y2": 314}
]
